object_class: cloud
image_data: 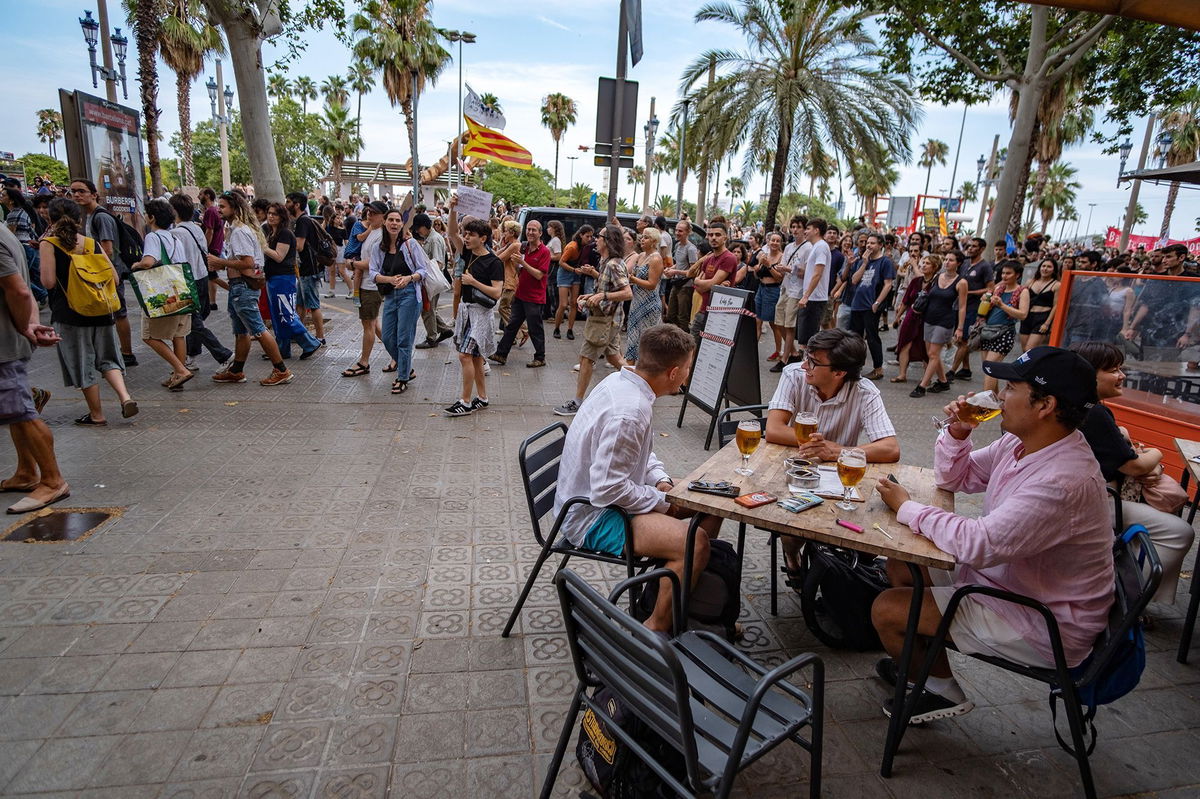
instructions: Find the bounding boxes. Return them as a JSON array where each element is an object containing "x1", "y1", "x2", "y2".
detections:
[{"x1": 537, "y1": 15, "x2": 572, "y2": 33}]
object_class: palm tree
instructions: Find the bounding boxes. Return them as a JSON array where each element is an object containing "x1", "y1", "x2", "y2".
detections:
[
  {"x1": 293, "y1": 76, "x2": 318, "y2": 116},
  {"x1": 1025, "y1": 77, "x2": 1093, "y2": 232},
  {"x1": 347, "y1": 63, "x2": 374, "y2": 162},
  {"x1": 320, "y1": 101, "x2": 363, "y2": 198},
  {"x1": 267, "y1": 73, "x2": 291, "y2": 100},
  {"x1": 351, "y1": 0, "x2": 451, "y2": 196},
  {"x1": 725, "y1": 176, "x2": 745, "y2": 204},
  {"x1": 680, "y1": 0, "x2": 917, "y2": 231},
  {"x1": 124, "y1": 0, "x2": 166, "y2": 195},
  {"x1": 321, "y1": 75, "x2": 350, "y2": 108},
  {"x1": 159, "y1": 0, "x2": 222, "y2": 187},
  {"x1": 918, "y1": 139, "x2": 949, "y2": 197},
  {"x1": 655, "y1": 194, "x2": 676, "y2": 216},
  {"x1": 540, "y1": 92, "x2": 578, "y2": 192},
  {"x1": 651, "y1": 152, "x2": 670, "y2": 202},
  {"x1": 959, "y1": 179, "x2": 978, "y2": 203},
  {"x1": 851, "y1": 150, "x2": 900, "y2": 223},
  {"x1": 657, "y1": 127, "x2": 693, "y2": 199},
  {"x1": 1031, "y1": 161, "x2": 1080, "y2": 233},
  {"x1": 1158, "y1": 88, "x2": 1200, "y2": 239},
  {"x1": 35, "y1": 110, "x2": 63, "y2": 158},
  {"x1": 800, "y1": 144, "x2": 836, "y2": 199},
  {"x1": 736, "y1": 199, "x2": 757, "y2": 222},
  {"x1": 627, "y1": 165, "x2": 646, "y2": 203},
  {"x1": 567, "y1": 183, "x2": 592, "y2": 208},
  {"x1": 479, "y1": 92, "x2": 503, "y2": 116}
]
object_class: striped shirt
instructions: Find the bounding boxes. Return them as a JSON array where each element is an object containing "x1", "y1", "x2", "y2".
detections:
[{"x1": 767, "y1": 362, "x2": 896, "y2": 445}]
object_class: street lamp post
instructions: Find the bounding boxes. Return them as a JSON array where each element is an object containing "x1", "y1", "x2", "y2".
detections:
[
  {"x1": 442, "y1": 29, "x2": 476, "y2": 190},
  {"x1": 976, "y1": 135, "x2": 1000, "y2": 236},
  {"x1": 1117, "y1": 138, "x2": 1133, "y2": 187},
  {"x1": 566, "y1": 155, "x2": 578, "y2": 193},
  {"x1": 642, "y1": 98, "x2": 658, "y2": 213},
  {"x1": 79, "y1": 4, "x2": 128, "y2": 102},
  {"x1": 1084, "y1": 202, "x2": 1097, "y2": 245},
  {"x1": 1119, "y1": 117, "x2": 1155, "y2": 251},
  {"x1": 207, "y1": 62, "x2": 235, "y2": 191},
  {"x1": 1155, "y1": 130, "x2": 1174, "y2": 170}
]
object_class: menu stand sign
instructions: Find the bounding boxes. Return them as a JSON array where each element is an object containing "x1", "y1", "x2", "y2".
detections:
[{"x1": 676, "y1": 286, "x2": 761, "y2": 449}]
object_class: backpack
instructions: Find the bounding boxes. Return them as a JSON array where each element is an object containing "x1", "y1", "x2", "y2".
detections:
[
  {"x1": 634, "y1": 538, "x2": 742, "y2": 641},
  {"x1": 48, "y1": 237, "x2": 121, "y2": 318},
  {"x1": 309, "y1": 218, "x2": 336, "y2": 267},
  {"x1": 575, "y1": 685, "x2": 686, "y2": 798},
  {"x1": 91, "y1": 207, "x2": 143, "y2": 272},
  {"x1": 797, "y1": 542, "x2": 890, "y2": 651}
]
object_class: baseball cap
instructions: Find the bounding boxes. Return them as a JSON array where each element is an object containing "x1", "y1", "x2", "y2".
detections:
[
  {"x1": 980, "y1": 346, "x2": 1098, "y2": 410},
  {"x1": 366, "y1": 200, "x2": 388, "y2": 215}
]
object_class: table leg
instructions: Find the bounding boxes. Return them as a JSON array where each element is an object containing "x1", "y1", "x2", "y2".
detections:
[
  {"x1": 880, "y1": 562, "x2": 925, "y2": 778},
  {"x1": 1181, "y1": 469, "x2": 1198, "y2": 526}
]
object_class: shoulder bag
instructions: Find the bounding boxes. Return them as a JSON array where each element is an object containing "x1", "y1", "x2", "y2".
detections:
[{"x1": 129, "y1": 235, "x2": 200, "y2": 318}]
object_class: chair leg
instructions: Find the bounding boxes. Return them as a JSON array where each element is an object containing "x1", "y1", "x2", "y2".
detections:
[
  {"x1": 770, "y1": 533, "x2": 779, "y2": 617},
  {"x1": 809, "y1": 661, "x2": 824, "y2": 799},
  {"x1": 539, "y1": 689, "x2": 584, "y2": 799},
  {"x1": 503, "y1": 538, "x2": 558, "y2": 638},
  {"x1": 1058, "y1": 690, "x2": 1098, "y2": 799},
  {"x1": 1177, "y1": 575, "x2": 1200, "y2": 663},
  {"x1": 881, "y1": 563, "x2": 926, "y2": 778}
]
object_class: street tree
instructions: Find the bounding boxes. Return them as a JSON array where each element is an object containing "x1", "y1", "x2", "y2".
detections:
[
  {"x1": 321, "y1": 75, "x2": 350, "y2": 107},
  {"x1": 1158, "y1": 88, "x2": 1200, "y2": 239},
  {"x1": 159, "y1": 0, "x2": 223, "y2": 186},
  {"x1": 293, "y1": 76, "x2": 318, "y2": 115},
  {"x1": 267, "y1": 73, "x2": 291, "y2": 99},
  {"x1": 627, "y1": 165, "x2": 646, "y2": 203},
  {"x1": 540, "y1": 92, "x2": 578, "y2": 192},
  {"x1": 35, "y1": 110, "x2": 63, "y2": 159},
  {"x1": 1031, "y1": 161, "x2": 1080, "y2": 234},
  {"x1": 918, "y1": 138, "x2": 948, "y2": 197},
  {"x1": 347, "y1": 63, "x2": 374, "y2": 162},
  {"x1": 125, "y1": 0, "x2": 166, "y2": 196},
  {"x1": 320, "y1": 101, "x2": 362, "y2": 197},
  {"x1": 959, "y1": 179, "x2": 978, "y2": 202}
]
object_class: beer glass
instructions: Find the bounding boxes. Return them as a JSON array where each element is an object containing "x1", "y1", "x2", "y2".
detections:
[
  {"x1": 734, "y1": 420, "x2": 761, "y2": 476},
  {"x1": 933, "y1": 390, "x2": 1002, "y2": 431},
  {"x1": 836, "y1": 447, "x2": 867, "y2": 511},
  {"x1": 793, "y1": 411, "x2": 818, "y2": 447}
]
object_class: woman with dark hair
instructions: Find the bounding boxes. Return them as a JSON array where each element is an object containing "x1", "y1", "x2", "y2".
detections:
[
  {"x1": 322, "y1": 204, "x2": 353, "y2": 298},
  {"x1": 3, "y1": 188, "x2": 47, "y2": 302},
  {"x1": 38, "y1": 198, "x2": 137, "y2": 424},
  {"x1": 132, "y1": 198, "x2": 194, "y2": 390},
  {"x1": 1071, "y1": 340, "x2": 1195, "y2": 606},
  {"x1": 1020, "y1": 257, "x2": 1060, "y2": 350},
  {"x1": 624, "y1": 227, "x2": 664, "y2": 365},
  {"x1": 544, "y1": 219, "x2": 565, "y2": 321},
  {"x1": 376, "y1": 209, "x2": 427, "y2": 395},
  {"x1": 444, "y1": 193, "x2": 503, "y2": 416},
  {"x1": 262, "y1": 203, "x2": 323, "y2": 360},
  {"x1": 910, "y1": 250, "x2": 967, "y2": 398},
  {"x1": 890, "y1": 254, "x2": 937, "y2": 382},
  {"x1": 552, "y1": 224, "x2": 593, "y2": 340},
  {"x1": 978, "y1": 260, "x2": 1030, "y2": 392}
]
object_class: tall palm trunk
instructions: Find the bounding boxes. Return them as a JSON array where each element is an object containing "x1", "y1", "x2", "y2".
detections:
[
  {"x1": 355, "y1": 91, "x2": 363, "y2": 161},
  {"x1": 1161, "y1": 181, "x2": 1180, "y2": 239},
  {"x1": 177, "y1": 72, "x2": 195, "y2": 186},
  {"x1": 136, "y1": 0, "x2": 164, "y2": 196},
  {"x1": 553, "y1": 138, "x2": 561, "y2": 196},
  {"x1": 764, "y1": 121, "x2": 793, "y2": 232},
  {"x1": 922, "y1": 164, "x2": 932, "y2": 197},
  {"x1": 697, "y1": 161, "x2": 708, "y2": 225},
  {"x1": 402, "y1": 98, "x2": 417, "y2": 192}
]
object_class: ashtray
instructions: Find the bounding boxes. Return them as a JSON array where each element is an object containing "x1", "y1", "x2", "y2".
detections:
[
  {"x1": 787, "y1": 466, "x2": 821, "y2": 492},
  {"x1": 784, "y1": 457, "x2": 814, "y2": 471}
]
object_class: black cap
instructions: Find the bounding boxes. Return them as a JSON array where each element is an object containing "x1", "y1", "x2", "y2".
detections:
[
  {"x1": 412, "y1": 212, "x2": 432, "y2": 231},
  {"x1": 366, "y1": 201, "x2": 388, "y2": 215},
  {"x1": 980, "y1": 346, "x2": 1098, "y2": 410}
]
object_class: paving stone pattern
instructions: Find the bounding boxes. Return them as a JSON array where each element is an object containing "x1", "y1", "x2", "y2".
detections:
[{"x1": 0, "y1": 296, "x2": 1196, "y2": 798}]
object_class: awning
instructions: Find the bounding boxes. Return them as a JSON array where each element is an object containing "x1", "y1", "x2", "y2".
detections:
[
  {"x1": 1119, "y1": 160, "x2": 1200, "y2": 187},
  {"x1": 1019, "y1": 1, "x2": 1200, "y2": 31}
]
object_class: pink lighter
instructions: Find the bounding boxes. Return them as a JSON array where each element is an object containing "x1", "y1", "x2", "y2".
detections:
[{"x1": 836, "y1": 519, "x2": 864, "y2": 533}]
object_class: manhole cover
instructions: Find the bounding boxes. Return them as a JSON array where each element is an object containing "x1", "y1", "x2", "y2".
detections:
[{"x1": 3, "y1": 507, "x2": 122, "y2": 543}]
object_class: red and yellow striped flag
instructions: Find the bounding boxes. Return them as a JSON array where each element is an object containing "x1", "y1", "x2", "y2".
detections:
[{"x1": 463, "y1": 116, "x2": 533, "y2": 170}]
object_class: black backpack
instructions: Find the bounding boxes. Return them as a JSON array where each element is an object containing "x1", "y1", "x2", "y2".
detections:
[
  {"x1": 576, "y1": 685, "x2": 686, "y2": 798},
  {"x1": 309, "y1": 218, "x2": 336, "y2": 267},
  {"x1": 634, "y1": 538, "x2": 741, "y2": 641},
  {"x1": 91, "y1": 207, "x2": 143, "y2": 272},
  {"x1": 797, "y1": 543, "x2": 890, "y2": 651}
]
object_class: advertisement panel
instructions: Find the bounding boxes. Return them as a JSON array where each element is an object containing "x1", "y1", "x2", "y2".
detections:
[{"x1": 73, "y1": 90, "x2": 145, "y2": 225}]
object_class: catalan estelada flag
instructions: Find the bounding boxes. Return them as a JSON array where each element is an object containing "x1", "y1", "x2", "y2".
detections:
[{"x1": 463, "y1": 116, "x2": 533, "y2": 170}]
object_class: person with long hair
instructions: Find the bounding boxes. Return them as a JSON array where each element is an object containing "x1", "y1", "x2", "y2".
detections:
[
  {"x1": 552, "y1": 224, "x2": 593, "y2": 340},
  {"x1": 1020, "y1": 256, "x2": 1060, "y2": 350},
  {"x1": 755, "y1": 232, "x2": 785, "y2": 354},
  {"x1": 207, "y1": 191, "x2": 293, "y2": 386},
  {"x1": 444, "y1": 193, "x2": 503, "y2": 416},
  {"x1": 542, "y1": 219, "x2": 565, "y2": 322},
  {"x1": 890, "y1": 254, "x2": 937, "y2": 383},
  {"x1": 38, "y1": 198, "x2": 138, "y2": 424},
  {"x1": 555, "y1": 224, "x2": 632, "y2": 416},
  {"x1": 910, "y1": 250, "x2": 967, "y2": 397},
  {"x1": 494, "y1": 219, "x2": 522, "y2": 328},
  {"x1": 262, "y1": 203, "x2": 323, "y2": 360},
  {"x1": 624, "y1": 227, "x2": 665, "y2": 365},
  {"x1": 978, "y1": 260, "x2": 1030, "y2": 393},
  {"x1": 341, "y1": 201, "x2": 388, "y2": 377},
  {"x1": 131, "y1": 199, "x2": 194, "y2": 390},
  {"x1": 376, "y1": 210, "x2": 427, "y2": 395}
]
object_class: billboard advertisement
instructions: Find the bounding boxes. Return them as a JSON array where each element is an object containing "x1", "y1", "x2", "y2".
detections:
[{"x1": 64, "y1": 90, "x2": 145, "y2": 225}]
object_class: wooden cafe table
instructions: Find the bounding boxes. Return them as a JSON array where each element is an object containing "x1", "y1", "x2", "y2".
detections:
[
  {"x1": 1173, "y1": 437, "x2": 1200, "y2": 663},
  {"x1": 666, "y1": 440, "x2": 955, "y2": 778}
]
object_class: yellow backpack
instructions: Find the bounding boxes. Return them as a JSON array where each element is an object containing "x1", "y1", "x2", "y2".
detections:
[{"x1": 49, "y1": 236, "x2": 120, "y2": 317}]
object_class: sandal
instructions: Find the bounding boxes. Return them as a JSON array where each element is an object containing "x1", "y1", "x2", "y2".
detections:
[
  {"x1": 75, "y1": 414, "x2": 107, "y2": 426},
  {"x1": 0, "y1": 479, "x2": 38, "y2": 493},
  {"x1": 391, "y1": 379, "x2": 408, "y2": 395},
  {"x1": 381, "y1": 362, "x2": 398, "y2": 373},
  {"x1": 341, "y1": 362, "x2": 370, "y2": 377},
  {"x1": 889, "y1": 377, "x2": 907, "y2": 383}
]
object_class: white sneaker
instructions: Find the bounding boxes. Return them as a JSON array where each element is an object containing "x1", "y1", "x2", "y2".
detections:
[
  {"x1": 184, "y1": 358, "x2": 199, "y2": 372},
  {"x1": 572, "y1": 363, "x2": 580, "y2": 372},
  {"x1": 483, "y1": 362, "x2": 491, "y2": 376}
]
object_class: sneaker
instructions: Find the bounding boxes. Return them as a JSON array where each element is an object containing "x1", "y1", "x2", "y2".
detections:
[
  {"x1": 437, "y1": 329, "x2": 453, "y2": 343},
  {"x1": 483, "y1": 362, "x2": 491, "y2": 376},
  {"x1": 566, "y1": 329, "x2": 575, "y2": 341},
  {"x1": 875, "y1": 657, "x2": 904, "y2": 688},
  {"x1": 324, "y1": 291, "x2": 336, "y2": 298},
  {"x1": 184, "y1": 358, "x2": 199, "y2": 372},
  {"x1": 469, "y1": 397, "x2": 489, "y2": 411},
  {"x1": 212, "y1": 369, "x2": 247, "y2": 383},
  {"x1": 444, "y1": 400, "x2": 473, "y2": 417},
  {"x1": 882, "y1": 689, "x2": 974, "y2": 725},
  {"x1": 122, "y1": 352, "x2": 138, "y2": 367},
  {"x1": 885, "y1": 359, "x2": 900, "y2": 366},
  {"x1": 553, "y1": 328, "x2": 561, "y2": 339},
  {"x1": 928, "y1": 380, "x2": 951, "y2": 394},
  {"x1": 909, "y1": 385, "x2": 926, "y2": 398},
  {"x1": 260, "y1": 369, "x2": 294, "y2": 386},
  {"x1": 571, "y1": 363, "x2": 580, "y2": 372},
  {"x1": 414, "y1": 339, "x2": 438, "y2": 349},
  {"x1": 299, "y1": 342, "x2": 323, "y2": 360},
  {"x1": 954, "y1": 369, "x2": 972, "y2": 381},
  {"x1": 554, "y1": 399, "x2": 581, "y2": 416},
  {"x1": 526, "y1": 360, "x2": 547, "y2": 368},
  {"x1": 769, "y1": 360, "x2": 786, "y2": 373},
  {"x1": 488, "y1": 354, "x2": 507, "y2": 366}
]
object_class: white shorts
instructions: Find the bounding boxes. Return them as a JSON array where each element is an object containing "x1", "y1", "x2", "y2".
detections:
[{"x1": 929, "y1": 567, "x2": 1047, "y2": 668}]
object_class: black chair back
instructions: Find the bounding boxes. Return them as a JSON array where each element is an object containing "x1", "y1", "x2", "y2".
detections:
[
  {"x1": 518, "y1": 422, "x2": 568, "y2": 547},
  {"x1": 715, "y1": 404, "x2": 768, "y2": 449}
]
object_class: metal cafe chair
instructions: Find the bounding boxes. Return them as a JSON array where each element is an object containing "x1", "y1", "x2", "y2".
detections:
[
  {"x1": 540, "y1": 567, "x2": 824, "y2": 799},
  {"x1": 885, "y1": 528, "x2": 1162, "y2": 799},
  {"x1": 501, "y1": 422, "x2": 656, "y2": 638}
]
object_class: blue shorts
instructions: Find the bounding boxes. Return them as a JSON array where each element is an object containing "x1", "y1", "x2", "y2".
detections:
[
  {"x1": 298, "y1": 275, "x2": 321, "y2": 310},
  {"x1": 556, "y1": 268, "x2": 581, "y2": 288},
  {"x1": 582, "y1": 508, "x2": 627, "y2": 556},
  {"x1": 228, "y1": 281, "x2": 268, "y2": 338},
  {"x1": 755, "y1": 283, "x2": 781, "y2": 322}
]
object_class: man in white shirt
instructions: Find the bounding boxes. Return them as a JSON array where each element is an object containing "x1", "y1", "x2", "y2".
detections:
[
  {"x1": 797, "y1": 217, "x2": 831, "y2": 349},
  {"x1": 169, "y1": 194, "x2": 233, "y2": 368},
  {"x1": 772, "y1": 215, "x2": 810, "y2": 372},
  {"x1": 554, "y1": 324, "x2": 722, "y2": 632}
]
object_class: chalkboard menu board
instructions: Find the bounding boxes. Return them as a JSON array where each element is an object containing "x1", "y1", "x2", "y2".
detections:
[{"x1": 677, "y1": 286, "x2": 761, "y2": 449}]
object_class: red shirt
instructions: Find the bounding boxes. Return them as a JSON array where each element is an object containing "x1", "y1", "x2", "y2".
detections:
[
  {"x1": 202, "y1": 205, "x2": 224, "y2": 256},
  {"x1": 516, "y1": 242, "x2": 551, "y2": 304},
  {"x1": 697, "y1": 249, "x2": 739, "y2": 312}
]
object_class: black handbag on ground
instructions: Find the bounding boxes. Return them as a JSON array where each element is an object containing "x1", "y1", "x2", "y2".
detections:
[{"x1": 796, "y1": 542, "x2": 890, "y2": 651}]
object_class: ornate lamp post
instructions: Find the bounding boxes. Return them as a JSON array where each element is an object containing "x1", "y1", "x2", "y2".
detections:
[
  {"x1": 79, "y1": 6, "x2": 128, "y2": 101},
  {"x1": 207, "y1": 65, "x2": 235, "y2": 190}
]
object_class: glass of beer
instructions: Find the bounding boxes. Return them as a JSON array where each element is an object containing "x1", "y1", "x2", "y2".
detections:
[
  {"x1": 793, "y1": 412, "x2": 818, "y2": 447},
  {"x1": 932, "y1": 390, "x2": 1002, "y2": 431},
  {"x1": 835, "y1": 447, "x2": 867, "y2": 511},
  {"x1": 734, "y1": 420, "x2": 761, "y2": 476}
]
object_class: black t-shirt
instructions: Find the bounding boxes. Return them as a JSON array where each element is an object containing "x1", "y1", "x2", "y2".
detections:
[
  {"x1": 329, "y1": 223, "x2": 347, "y2": 246},
  {"x1": 1080, "y1": 404, "x2": 1136, "y2": 483},
  {"x1": 462, "y1": 249, "x2": 504, "y2": 305},
  {"x1": 293, "y1": 215, "x2": 319, "y2": 277},
  {"x1": 263, "y1": 226, "x2": 297, "y2": 277},
  {"x1": 375, "y1": 246, "x2": 413, "y2": 296}
]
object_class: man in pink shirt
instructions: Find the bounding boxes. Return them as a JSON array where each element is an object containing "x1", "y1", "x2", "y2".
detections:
[
  {"x1": 491, "y1": 219, "x2": 550, "y2": 368},
  {"x1": 872, "y1": 347, "x2": 1113, "y2": 723}
]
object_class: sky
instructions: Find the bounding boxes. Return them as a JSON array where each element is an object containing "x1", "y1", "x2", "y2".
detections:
[{"x1": 5, "y1": 0, "x2": 1199, "y2": 241}]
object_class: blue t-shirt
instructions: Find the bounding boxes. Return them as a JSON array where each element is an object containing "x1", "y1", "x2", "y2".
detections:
[
  {"x1": 343, "y1": 219, "x2": 367, "y2": 259},
  {"x1": 850, "y1": 255, "x2": 895, "y2": 311}
]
